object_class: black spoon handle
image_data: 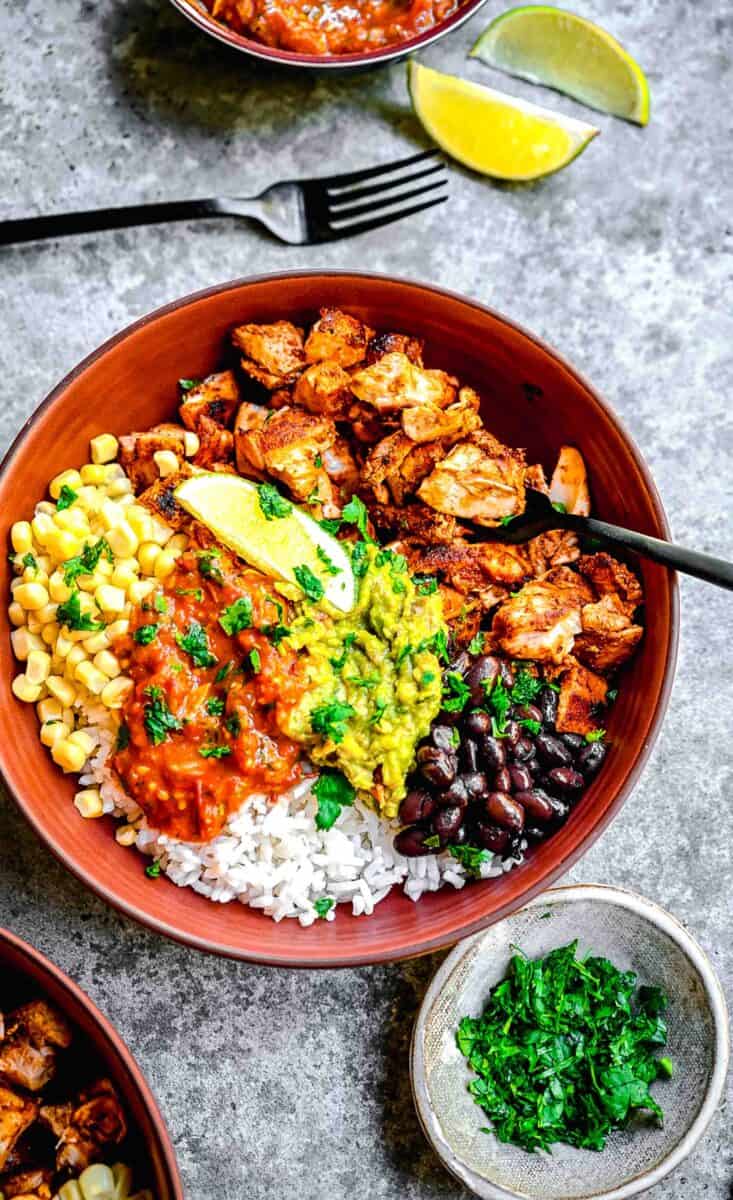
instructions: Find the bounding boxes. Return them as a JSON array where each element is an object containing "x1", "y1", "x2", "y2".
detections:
[
  {"x1": 0, "y1": 198, "x2": 226, "y2": 245},
  {"x1": 571, "y1": 515, "x2": 733, "y2": 591}
]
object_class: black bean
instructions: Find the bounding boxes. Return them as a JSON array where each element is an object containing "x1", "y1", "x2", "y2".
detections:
[
  {"x1": 494, "y1": 766, "x2": 512, "y2": 793},
  {"x1": 439, "y1": 778, "x2": 469, "y2": 809},
  {"x1": 449, "y1": 650, "x2": 470, "y2": 676},
  {"x1": 515, "y1": 788, "x2": 555, "y2": 824},
  {"x1": 561, "y1": 732, "x2": 584, "y2": 754},
  {"x1": 547, "y1": 795, "x2": 570, "y2": 822},
  {"x1": 508, "y1": 764, "x2": 532, "y2": 793},
  {"x1": 431, "y1": 724, "x2": 458, "y2": 753},
  {"x1": 433, "y1": 805, "x2": 464, "y2": 841},
  {"x1": 547, "y1": 766, "x2": 585, "y2": 793},
  {"x1": 511, "y1": 736, "x2": 536, "y2": 764},
  {"x1": 486, "y1": 791, "x2": 525, "y2": 832},
  {"x1": 539, "y1": 687, "x2": 559, "y2": 726},
  {"x1": 460, "y1": 738, "x2": 479, "y2": 773},
  {"x1": 577, "y1": 742, "x2": 607, "y2": 776},
  {"x1": 504, "y1": 720, "x2": 521, "y2": 747},
  {"x1": 464, "y1": 709, "x2": 492, "y2": 740},
  {"x1": 499, "y1": 661, "x2": 515, "y2": 689},
  {"x1": 417, "y1": 746, "x2": 457, "y2": 789},
  {"x1": 451, "y1": 824, "x2": 467, "y2": 846},
  {"x1": 527, "y1": 757, "x2": 543, "y2": 778},
  {"x1": 464, "y1": 654, "x2": 502, "y2": 706},
  {"x1": 463, "y1": 771, "x2": 489, "y2": 800},
  {"x1": 399, "y1": 789, "x2": 436, "y2": 825},
  {"x1": 524, "y1": 826, "x2": 548, "y2": 844},
  {"x1": 394, "y1": 827, "x2": 433, "y2": 857},
  {"x1": 536, "y1": 732, "x2": 572, "y2": 767},
  {"x1": 481, "y1": 735, "x2": 506, "y2": 772},
  {"x1": 515, "y1": 704, "x2": 542, "y2": 725},
  {"x1": 476, "y1": 822, "x2": 511, "y2": 854}
]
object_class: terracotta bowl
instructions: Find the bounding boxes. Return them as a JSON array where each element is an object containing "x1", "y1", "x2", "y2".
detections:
[
  {"x1": 168, "y1": 0, "x2": 490, "y2": 69},
  {"x1": 0, "y1": 925, "x2": 183, "y2": 1197},
  {"x1": 0, "y1": 272, "x2": 678, "y2": 967}
]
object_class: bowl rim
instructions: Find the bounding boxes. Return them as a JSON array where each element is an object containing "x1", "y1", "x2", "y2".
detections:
[
  {"x1": 167, "y1": 0, "x2": 492, "y2": 68},
  {"x1": 0, "y1": 924, "x2": 184, "y2": 1198},
  {"x1": 411, "y1": 883, "x2": 731, "y2": 1200},
  {"x1": 0, "y1": 270, "x2": 680, "y2": 967}
]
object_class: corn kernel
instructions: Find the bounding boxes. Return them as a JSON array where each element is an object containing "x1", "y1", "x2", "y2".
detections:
[
  {"x1": 8, "y1": 601, "x2": 26, "y2": 626},
  {"x1": 74, "y1": 787, "x2": 104, "y2": 819},
  {"x1": 153, "y1": 450, "x2": 180, "y2": 478},
  {"x1": 49, "y1": 468, "x2": 83, "y2": 500},
  {"x1": 37, "y1": 697, "x2": 63, "y2": 723},
  {"x1": 46, "y1": 529, "x2": 82, "y2": 562},
  {"x1": 74, "y1": 661, "x2": 107, "y2": 694},
  {"x1": 104, "y1": 462, "x2": 125, "y2": 481},
  {"x1": 105, "y1": 618, "x2": 130, "y2": 640},
  {"x1": 31, "y1": 512, "x2": 57, "y2": 545},
  {"x1": 106, "y1": 476, "x2": 133, "y2": 498},
  {"x1": 126, "y1": 506, "x2": 154, "y2": 542},
  {"x1": 10, "y1": 628, "x2": 44, "y2": 660},
  {"x1": 148, "y1": 516, "x2": 173, "y2": 546},
  {"x1": 69, "y1": 728, "x2": 97, "y2": 755},
  {"x1": 61, "y1": 708, "x2": 75, "y2": 729},
  {"x1": 82, "y1": 630, "x2": 110, "y2": 654},
  {"x1": 55, "y1": 631, "x2": 74, "y2": 658},
  {"x1": 94, "y1": 650, "x2": 120, "y2": 678},
  {"x1": 106, "y1": 522, "x2": 139, "y2": 558},
  {"x1": 80, "y1": 463, "x2": 107, "y2": 485},
  {"x1": 95, "y1": 584, "x2": 126, "y2": 614},
  {"x1": 36, "y1": 602, "x2": 58, "y2": 625},
  {"x1": 35, "y1": 500, "x2": 56, "y2": 516},
  {"x1": 128, "y1": 579, "x2": 155, "y2": 604},
  {"x1": 96, "y1": 556, "x2": 114, "y2": 578},
  {"x1": 26, "y1": 649, "x2": 52, "y2": 685},
  {"x1": 76, "y1": 569, "x2": 104, "y2": 593},
  {"x1": 167, "y1": 533, "x2": 189, "y2": 553},
  {"x1": 12, "y1": 674, "x2": 42, "y2": 703},
  {"x1": 41, "y1": 720, "x2": 67, "y2": 748},
  {"x1": 90, "y1": 433, "x2": 119, "y2": 464},
  {"x1": 183, "y1": 431, "x2": 200, "y2": 457},
  {"x1": 101, "y1": 676, "x2": 133, "y2": 708},
  {"x1": 54, "y1": 507, "x2": 90, "y2": 535},
  {"x1": 74, "y1": 485, "x2": 101, "y2": 513},
  {"x1": 15, "y1": 582, "x2": 50, "y2": 611},
  {"x1": 66, "y1": 645, "x2": 88, "y2": 671},
  {"x1": 27, "y1": 616, "x2": 43, "y2": 634},
  {"x1": 41, "y1": 621, "x2": 60, "y2": 647},
  {"x1": 36, "y1": 553, "x2": 52, "y2": 573},
  {"x1": 10, "y1": 521, "x2": 33, "y2": 554},
  {"x1": 47, "y1": 676, "x2": 76, "y2": 706},
  {"x1": 137, "y1": 542, "x2": 161, "y2": 575},
  {"x1": 153, "y1": 551, "x2": 176, "y2": 581},
  {"x1": 115, "y1": 823, "x2": 137, "y2": 846},
  {"x1": 49, "y1": 571, "x2": 72, "y2": 603},
  {"x1": 52, "y1": 738, "x2": 86, "y2": 773}
]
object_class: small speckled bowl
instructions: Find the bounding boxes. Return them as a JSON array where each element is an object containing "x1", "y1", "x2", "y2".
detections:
[{"x1": 411, "y1": 885, "x2": 729, "y2": 1200}]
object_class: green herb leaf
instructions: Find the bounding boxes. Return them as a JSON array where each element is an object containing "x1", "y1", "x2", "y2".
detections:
[
  {"x1": 509, "y1": 669, "x2": 543, "y2": 707},
  {"x1": 311, "y1": 699, "x2": 355, "y2": 743},
  {"x1": 318, "y1": 517, "x2": 341, "y2": 535},
  {"x1": 56, "y1": 484, "x2": 78, "y2": 511},
  {"x1": 423, "y1": 834, "x2": 441, "y2": 849},
  {"x1": 56, "y1": 590, "x2": 105, "y2": 632},
  {"x1": 294, "y1": 564, "x2": 324, "y2": 602},
  {"x1": 21, "y1": 552, "x2": 38, "y2": 572},
  {"x1": 225, "y1": 712, "x2": 241, "y2": 737},
  {"x1": 414, "y1": 574, "x2": 438, "y2": 595},
  {"x1": 585, "y1": 729, "x2": 606, "y2": 743},
  {"x1": 442, "y1": 671, "x2": 471, "y2": 713},
  {"x1": 178, "y1": 378, "x2": 200, "y2": 393},
  {"x1": 330, "y1": 632, "x2": 356, "y2": 670},
  {"x1": 350, "y1": 541, "x2": 369, "y2": 579},
  {"x1": 175, "y1": 620, "x2": 218, "y2": 668},
  {"x1": 115, "y1": 722, "x2": 130, "y2": 752},
  {"x1": 449, "y1": 844, "x2": 489, "y2": 877},
  {"x1": 485, "y1": 676, "x2": 511, "y2": 734},
  {"x1": 61, "y1": 539, "x2": 113, "y2": 586},
  {"x1": 133, "y1": 624, "x2": 159, "y2": 646},
  {"x1": 261, "y1": 622, "x2": 291, "y2": 646},
  {"x1": 341, "y1": 495, "x2": 371, "y2": 540},
  {"x1": 552, "y1": 500, "x2": 568, "y2": 513},
  {"x1": 154, "y1": 594, "x2": 168, "y2": 613},
  {"x1": 316, "y1": 545, "x2": 341, "y2": 575},
  {"x1": 467, "y1": 632, "x2": 485, "y2": 656},
  {"x1": 520, "y1": 717, "x2": 542, "y2": 735},
  {"x1": 206, "y1": 697, "x2": 225, "y2": 716},
  {"x1": 219, "y1": 597, "x2": 253, "y2": 636},
  {"x1": 145, "y1": 861, "x2": 162, "y2": 878},
  {"x1": 175, "y1": 586, "x2": 204, "y2": 601},
  {"x1": 369, "y1": 698, "x2": 388, "y2": 726},
  {"x1": 314, "y1": 896, "x2": 334, "y2": 918},
  {"x1": 313, "y1": 769, "x2": 355, "y2": 831},
  {"x1": 215, "y1": 660, "x2": 235, "y2": 684},
  {"x1": 257, "y1": 482, "x2": 293, "y2": 520},
  {"x1": 198, "y1": 551, "x2": 223, "y2": 583},
  {"x1": 143, "y1": 685, "x2": 182, "y2": 746},
  {"x1": 199, "y1": 744, "x2": 232, "y2": 759},
  {"x1": 249, "y1": 648, "x2": 262, "y2": 674}
]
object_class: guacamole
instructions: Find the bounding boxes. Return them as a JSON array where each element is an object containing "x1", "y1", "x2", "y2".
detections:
[{"x1": 277, "y1": 544, "x2": 446, "y2": 818}]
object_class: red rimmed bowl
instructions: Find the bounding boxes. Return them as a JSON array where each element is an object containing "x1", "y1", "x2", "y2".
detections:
[
  {"x1": 169, "y1": 0, "x2": 490, "y2": 69},
  {"x1": 0, "y1": 271, "x2": 678, "y2": 967},
  {"x1": 0, "y1": 926, "x2": 183, "y2": 1197}
]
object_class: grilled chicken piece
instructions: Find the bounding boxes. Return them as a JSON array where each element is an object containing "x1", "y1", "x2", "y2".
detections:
[
  {"x1": 578, "y1": 552, "x2": 643, "y2": 617},
  {"x1": 118, "y1": 424, "x2": 187, "y2": 493},
  {"x1": 527, "y1": 529, "x2": 580, "y2": 576},
  {"x1": 304, "y1": 308, "x2": 374, "y2": 368},
  {"x1": 293, "y1": 361, "x2": 353, "y2": 419},
  {"x1": 0, "y1": 1088, "x2": 38, "y2": 1172},
  {"x1": 0, "y1": 1166, "x2": 53, "y2": 1198},
  {"x1": 179, "y1": 370, "x2": 240, "y2": 431},
  {"x1": 0, "y1": 1002, "x2": 72, "y2": 1095},
  {"x1": 232, "y1": 321, "x2": 305, "y2": 389},
  {"x1": 418, "y1": 431, "x2": 527, "y2": 526},
  {"x1": 192, "y1": 415, "x2": 233, "y2": 469},
  {"x1": 407, "y1": 541, "x2": 530, "y2": 595},
  {"x1": 346, "y1": 400, "x2": 390, "y2": 445},
  {"x1": 350, "y1": 352, "x2": 457, "y2": 413},
  {"x1": 556, "y1": 664, "x2": 608, "y2": 735},
  {"x1": 361, "y1": 432, "x2": 423, "y2": 504},
  {"x1": 138, "y1": 465, "x2": 194, "y2": 533},
  {"x1": 549, "y1": 445, "x2": 590, "y2": 516},
  {"x1": 235, "y1": 406, "x2": 336, "y2": 504},
  {"x1": 370, "y1": 501, "x2": 468, "y2": 545},
  {"x1": 365, "y1": 330, "x2": 424, "y2": 367},
  {"x1": 491, "y1": 566, "x2": 594, "y2": 664},
  {"x1": 41, "y1": 1079, "x2": 127, "y2": 1175},
  {"x1": 525, "y1": 462, "x2": 549, "y2": 494},
  {"x1": 401, "y1": 387, "x2": 482, "y2": 444},
  {"x1": 233, "y1": 399, "x2": 269, "y2": 444},
  {"x1": 574, "y1": 595, "x2": 644, "y2": 672},
  {"x1": 322, "y1": 436, "x2": 360, "y2": 501}
]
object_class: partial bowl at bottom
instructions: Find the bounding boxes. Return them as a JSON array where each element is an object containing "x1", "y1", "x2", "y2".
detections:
[{"x1": 411, "y1": 884, "x2": 729, "y2": 1200}]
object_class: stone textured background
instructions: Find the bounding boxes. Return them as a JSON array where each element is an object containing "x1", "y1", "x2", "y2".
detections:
[{"x1": 0, "y1": 1, "x2": 731, "y2": 1196}]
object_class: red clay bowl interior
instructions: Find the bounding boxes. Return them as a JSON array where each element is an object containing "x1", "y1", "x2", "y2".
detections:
[
  {"x1": 0, "y1": 926, "x2": 183, "y2": 1198},
  {"x1": 168, "y1": 0, "x2": 491, "y2": 68},
  {"x1": 0, "y1": 272, "x2": 678, "y2": 967}
]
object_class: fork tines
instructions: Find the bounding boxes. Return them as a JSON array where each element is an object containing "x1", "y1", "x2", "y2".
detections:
[{"x1": 308, "y1": 149, "x2": 448, "y2": 242}]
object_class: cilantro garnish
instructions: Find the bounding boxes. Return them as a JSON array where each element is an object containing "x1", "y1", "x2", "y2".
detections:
[
  {"x1": 442, "y1": 672, "x2": 471, "y2": 713},
  {"x1": 115, "y1": 722, "x2": 130, "y2": 752},
  {"x1": 133, "y1": 624, "x2": 159, "y2": 646},
  {"x1": 316, "y1": 545, "x2": 341, "y2": 576},
  {"x1": 143, "y1": 685, "x2": 182, "y2": 746},
  {"x1": 262, "y1": 622, "x2": 291, "y2": 646},
  {"x1": 395, "y1": 644, "x2": 413, "y2": 668},
  {"x1": 457, "y1": 941, "x2": 672, "y2": 1153},
  {"x1": 225, "y1": 712, "x2": 241, "y2": 737},
  {"x1": 249, "y1": 648, "x2": 262, "y2": 674},
  {"x1": 215, "y1": 660, "x2": 234, "y2": 684},
  {"x1": 61, "y1": 539, "x2": 113, "y2": 586},
  {"x1": 178, "y1": 377, "x2": 200, "y2": 393},
  {"x1": 199, "y1": 744, "x2": 232, "y2": 759},
  {"x1": 56, "y1": 590, "x2": 105, "y2": 633},
  {"x1": 341, "y1": 495, "x2": 371, "y2": 540},
  {"x1": 421, "y1": 671, "x2": 436, "y2": 686},
  {"x1": 314, "y1": 896, "x2": 334, "y2": 918},
  {"x1": 329, "y1": 632, "x2": 356, "y2": 670},
  {"x1": 350, "y1": 541, "x2": 369, "y2": 579},
  {"x1": 21, "y1": 552, "x2": 37, "y2": 572},
  {"x1": 369, "y1": 698, "x2": 388, "y2": 726},
  {"x1": 175, "y1": 587, "x2": 204, "y2": 601},
  {"x1": 607, "y1": 688, "x2": 619, "y2": 704},
  {"x1": 198, "y1": 551, "x2": 223, "y2": 583},
  {"x1": 585, "y1": 729, "x2": 606, "y2": 743},
  {"x1": 391, "y1": 577, "x2": 406, "y2": 595},
  {"x1": 467, "y1": 632, "x2": 485, "y2": 656},
  {"x1": 294, "y1": 564, "x2": 324, "y2": 602},
  {"x1": 449, "y1": 844, "x2": 489, "y2": 877},
  {"x1": 318, "y1": 517, "x2": 341, "y2": 535},
  {"x1": 552, "y1": 500, "x2": 568, "y2": 514},
  {"x1": 257, "y1": 482, "x2": 292, "y2": 520},
  {"x1": 206, "y1": 697, "x2": 225, "y2": 716},
  {"x1": 219, "y1": 597, "x2": 253, "y2": 636},
  {"x1": 56, "y1": 484, "x2": 78, "y2": 511},
  {"x1": 519, "y1": 717, "x2": 542, "y2": 735},
  {"x1": 417, "y1": 628, "x2": 449, "y2": 664},
  {"x1": 310, "y1": 699, "x2": 355, "y2": 743},
  {"x1": 154, "y1": 594, "x2": 168, "y2": 614},
  {"x1": 510, "y1": 669, "x2": 543, "y2": 706},
  {"x1": 175, "y1": 621, "x2": 217, "y2": 668},
  {"x1": 145, "y1": 861, "x2": 162, "y2": 879},
  {"x1": 313, "y1": 769, "x2": 355, "y2": 831},
  {"x1": 414, "y1": 574, "x2": 438, "y2": 595},
  {"x1": 314, "y1": 453, "x2": 323, "y2": 468},
  {"x1": 423, "y1": 834, "x2": 441, "y2": 849},
  {"x1": 484, "y1": 676, "x2": 511, "y2": 735}
]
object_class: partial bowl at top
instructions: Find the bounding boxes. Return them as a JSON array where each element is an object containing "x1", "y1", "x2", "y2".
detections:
[
  {"x1": 0, "y1": 271, "x2": 678, "y2": 967},
  {"x1": 168, "y1": 0, "x2": 490, "y2": 69}
]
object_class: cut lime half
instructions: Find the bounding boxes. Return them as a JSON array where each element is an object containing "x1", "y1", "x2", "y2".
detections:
[
  {"x1": 471, "y1": 6, "x2": 650, "y2": 126},
  {"x1": 408, "y1": 61, "x2": 598, "y2": 182},
  {"x1": 174, "y1": 473, "x2": 355, "y2": 612}
]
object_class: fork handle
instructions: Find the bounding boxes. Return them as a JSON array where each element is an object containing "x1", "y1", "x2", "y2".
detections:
[
  {"x1": 574, "y1": 515, "x2": 733, "y2": 590},
  {"x1": 0, "y1": 198, "x2": 229, "y2": 245}
]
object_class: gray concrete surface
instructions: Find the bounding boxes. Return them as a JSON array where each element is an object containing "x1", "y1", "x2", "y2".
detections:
[{"x1": 0, "y1": 0, "x2": 731, "y2": 1196}]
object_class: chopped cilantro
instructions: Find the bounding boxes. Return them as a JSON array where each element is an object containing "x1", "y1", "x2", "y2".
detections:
[
  {"x1": 115, "y1": 722, "x2": 130, "y2": 752},
  {"x1": 206, "y1": 697, "x2": 225, "y2": 716},
  {"x1": 257, "y1": 482, "x2": 292, "y2": 520},
  {"x1": 520, "y1": 717, "x2": 542, "y2": 735},
  {"x1": 314, "y1": 453, "x2": 323, "y2": 468},
  {"x1": 154, "y1": 594, "x2": 168, "y2": 614},
  {"x1": 391, "y1": 577, "x2": 406, "y2": 595},
  {"x1": 510, "y1": 669, "x2": 544, "y2": 706},
  {"x1": 294, "y1": 564, "x2": 324, "y2": 602},
  {"x1": 552, "y1": 500, "x2": 568, "y2": 514},
  {"x1": 449, "y1": 727, "x2": 460, "y2": 748},
  {"x1": 21, "y1": 552, "x2": 37, "y2": 572},
  {"x1": 607, "y1": 688, "x2": 618, "y2": 704},
  {"x1": 420, "y1": 628, "x2": 449, "y2": 664},
  {"x1": 175, "y1": 620, "x2": 217, "y2": 668},
  {"x1": 467, "y1": 632, "x2": 485, "y2": 655},
  {"x1": 484, "y1": 676, "x2": 511, "y2": 735},
  {"x1": 347, "y1": 674, "x2": 379, "y2": 688},
  {"x1": 350, "y1": 541, "x2": 369, "y2": 579},
  {"x1": 178, "y1": 377, "x2": 200, "y2": 393},
  {"x1": 329, "y1": 632, "x2": 356, "y2": 670},
  {"x1": 341, "y1": 495, "x2": 371, "y2": 540},
  {"x1": 133, "y1": 624, "x2": 159, "y2": 646},
  {"x1": 145, "y1": 861, "x2": 162, "y2": 879},
  {"x1": 61, "y1": 539, "x2": 113, "y2": 586},
  {"x1": 262, "y1": 622, "x2": 291, "y2": 646},
  {"x1": 249, "y1": 648, "x2": 261, "y2": 674},
  {"x1": 500, "y1": 515, "x2": 515, "y2": 526},
  {"x1": 421, "y1": 671, "x2": 436, "y2": 686},
  {"x1": 198, "y1": 552, "x2": 223, "y2": 583},
  {"x1": 318, "y1": 517, "x2": 341, "y2": 535},
  {"x1": 313, "y1": 769, "x2": 355, "y2": 831},
  {"x1": 585, "y1": 729, "x2": 606, "y2": 743},
  {"x1": 316, "y1": 545, "x2": 341, "y2": 576},
  {"x1": 215, "y1": 660, "x2": 234, "y2": 684},
  {"x1": 414, "y1": 574, "x2": 438, "y2": 595},
  {"x1": 442, "y1": 671, "x2": 471, "y2": 713},
  {"x1": 310, "y1": 699, "x2": 355, "y2": 743},
  {"x1": 314, "y1": 896, "x2": 334, "y2": 918},
  {"x1": 56, "y1": 590, "x2": 105, "y2": 633},
  {"x1": 369, "y1": 698, "x2": 389, "y2": 726},
  {"x1": 225, "y1": 712, "x2": 241, "y2": 737},
  {"x1": 199, "y1": 744, "x2": 232, "y2": 759},
  {"x1": 219, "y1": 597, "x2": 253, "y2": 636},
  {"x1": 143, "y1": 685, "x2": 182, "y2": 746},
  {"x1": 56, "y1": 484, "x2": 78, "y2": 511},
  {"x1": 395, "y1": 644, "x2": 413, "y2": 668},
  {"x1": 175, "y1": 586, "x2": 204, "y2": 601},
  {"x1": 449, "y1": 844, "x2": 489, "y2": 877},
  {"x1": 423, "y1": 834, "x2": 441, "y2": 849}
]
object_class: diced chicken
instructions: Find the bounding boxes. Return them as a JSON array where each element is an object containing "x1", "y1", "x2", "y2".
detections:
[
  {"x1": 233, "y1": 400, "x2": 269, "y2": 441},
  {"x1": 322, "y1": 436, "x2": 360, "y2": 501},
  {"x1": 293, "y1": 361, "x2": 353, "y2": 419},
  {"x1": 365, "y1": 330, "x2": 424, "y2": 367},
  {"x1": 525, "y1": 462, "x2": 549, "y2": 494},
  {"x1": 41, "y1": 1079, "x2": 127, "y2": 1175},
  {"x1": 549, "y1": 445, "x2": 591, "y2": 516},
  {"x1": 418, "y1": 432, "x2": 527, "y2": 527},
  {"x1": 350, "y1": 352, "x2": 457, "y2": 414},
  {"x1": 192, "y1": 415, "x2": 233, "y2": 469},
  {"x1": 527, "y1": 529, "x2": 580, "y2": 576},
  {"x1": 232, "y1": 321, "x2": 305, "y2": 389},
  {"x1": 118, "y1": 424, "x2": 187, "y2": 493},
  {"x1": 304, "y1": 308, "x2": 373, "y2": 368},
  {"x1": 0, "y1": 1087, "x2": 37, "y2": 1172},
  {"x1": 361, "y1": 432, "x2": 424, "y2": 504},
  {"x1": 370, "y1": 501, "x2": 467, "y2": 545},
  {"x1": 578, "y1": 552, "x2": 643, "y2": 617},
  {"x1": 556, "y1": 664, "x2": 608, "y2": 735},
  {"x1": 138, "y1": 465, "x2": 194, "y2": 533},
  {"x1": 407, "y1": 541, "x2": 530, "y2": 595},
  {"x1": 491, "y1": 567, "x2": 594, "y2": 664},
  {"x1": 179, "y1": 370, "x2": 240, "y2": 431},
  {"x1": 0, "y1": 1166, "x2": 53, "y2": 1198},
  {"x1": 346, "y1": 400, "x2": 390, "y2": 445},
  {"x1": 401, "y1": 387, "x2": 482, "y2": 444},
  {"x1": 574, "y1": 594, "x2": 644, "y2": 672},
  {"x1": 0, "y1": 1002, "x2": 72, "y2": 1095},
  {"x1": 235, "y1": 406, "x2": 336, "y2": 504}
]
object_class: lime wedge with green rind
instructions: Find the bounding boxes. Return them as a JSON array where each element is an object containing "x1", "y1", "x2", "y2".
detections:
[
  {"x1": 174, "y1": 472, "x2": 355, "y2": 612},
  {"x1": 471, "y1": 6, "x2": 650, "y2": 126},
  {"x1": 408, "y1": 61, "x2": 598, "y2": 182}
]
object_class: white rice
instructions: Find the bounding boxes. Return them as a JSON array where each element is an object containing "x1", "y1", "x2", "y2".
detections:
[{"x1": 77, "y1": 720, "x2": 522, "y2": 926}]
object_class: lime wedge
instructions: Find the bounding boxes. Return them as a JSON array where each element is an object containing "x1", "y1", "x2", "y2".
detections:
[
  {"x1": 471, "y1": 6, "x2": 650, "y2": 126},
  {"x1": 408, "y1": 61, "x2": 598, "y2": 182},
  {"x1": 174, "y1": 473, "x2": 355, "y2": 612}
]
